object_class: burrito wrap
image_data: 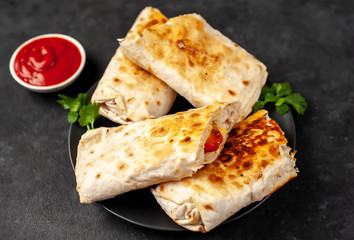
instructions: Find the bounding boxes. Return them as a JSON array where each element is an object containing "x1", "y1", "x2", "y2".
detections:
[
  {"x1": 152, "y1": 110, "x2": 298, "y2": 232},
  {"x1": 91, "y1": 7, "x2": 176, "y2": 124},
  {"x1": 120, "y1": 13, "x2": 268, "y2": 121},
  {"x1": 76, "y1": 101, "x2": 241, "y2": 203}
]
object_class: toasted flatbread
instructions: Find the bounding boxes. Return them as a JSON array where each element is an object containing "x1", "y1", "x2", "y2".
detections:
[
  {"x1": 152, "y1": 110, "x2": 298, "y2": 232},
  {"x1": 91, "y1": 7, "x2": 176, "y2": 124},
  {"x1": 75, "y1": 101, "x2": 241, "y2": 203},
  {"x1": 120, "y1": 13, "x2": 267, "y2": 121}
]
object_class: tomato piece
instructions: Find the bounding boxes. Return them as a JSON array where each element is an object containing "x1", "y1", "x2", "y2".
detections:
[{"x1": 204, "y1": 129, "x2": 223, "y2": 153}]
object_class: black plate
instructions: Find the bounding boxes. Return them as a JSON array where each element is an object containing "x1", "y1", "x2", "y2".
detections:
[{"x1": 68, "y1": 82, "x2": 296, "y2": 231}]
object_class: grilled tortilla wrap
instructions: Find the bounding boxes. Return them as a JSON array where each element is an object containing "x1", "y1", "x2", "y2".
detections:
[
  {"x1": 75, "y1": 101, "x2": 241, "y2": 203},
  {"x1": 119, "y1": 13, "x2": 267, "y2": 121},
  {"x1": 91, "y1": 7, "x2": 176, "y2": 124},
  {"x1": 151, "y1": 110, "x2": 298, "y2": 232}
]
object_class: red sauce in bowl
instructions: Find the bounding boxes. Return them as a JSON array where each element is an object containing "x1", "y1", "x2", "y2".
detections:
[{"x1": 13, "y1": 36, "x2": 82, "y2": 86}]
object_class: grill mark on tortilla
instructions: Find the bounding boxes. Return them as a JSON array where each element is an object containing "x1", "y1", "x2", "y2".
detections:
[
  {"x1": 188, "y1": 59, "x2": 194, "y2": 66},
  {"x1": 242, "y1": 161, "x2": 252, "y2": 170},
  {"x1": 212, "y1": 161, "x2": 220, "y2": 167},
  {"x1": 268, "y1": 145, "x2": 280, "y2": 157},
  {"x1": 133, "y1": 165, "x2": 146, "y2": 173},
  {"x1": 261, "y1": 159, "x2": 269, "y2": 168},
  {"x1": 192, "y1": 184, "x2": 205, "y2": 192},
  {"x1": 181, "y1": 147, "x2": 190, "y2": 153},
  {"x1": 219, "y1": 154, "x2": 233, "y2": 163},
  {"x1": 254, "y1": 135, "x2": 268, "y2": 146},
  {"x1": 243, "y1": 80, "x2": 250, "y2": 86},
  {"x1": 153, "y1": 148, "x2": 172, "y2": 158},
  {"x1": 125, "y1": 147, "x2": 134, "y2": 157},
  {"x1": 180, "y1": 136, "x2": 191, "y2": 143},
  {"x1": 150, "y1": 127, "x2": 167, "y2": 137},
  {"x1": 118, "y1": 66, "x2": 126, "y2": 72},
  {"x1": 117, "y1": 162, "x2": 128, "y2": 170},
  {"x1": 127, "y1": 97, "x2": 134, "y2": 103},
  {"x1": 204, "y1": 204, "x2": 213, "y2": 210},
  {"x1": 232, "y1": 181, "x2": 243, "y2": 188},
  {"x1": 228, "y1": 128, "x2": 238, "y2": 137},
  {"x1": 228, "y1": 90, "x2": 236, "y2": 96},
  {"x1": 96, "y1": 173, "x2": 101, "y2": 179},
  {"x1": 224, "y1": 142, "x2": 233, "y2": 148},
  {"x1": 192, "y1": 122, "x2": 202, "y2": 128},
  {"x1": 208, "y1": 174, "x2": 224, "y2": 184},
  {"x1": 115, "y1": 128, "x2": 123, "y2": 133},
  {"x1": 155, "y1": 46, "x2": 165, "y2": 59},
  {"x1": 126, "y1": 83, "x2": 136, "y2": 89},
  {"x1": 143, "y1": 19, "x2": 159, "y2": 29},
  {"x1": 182, "y1": 180, "x2": 191, "y2": 187},
  {"x1": 242, "y1": 179, "x2": 250, "y2": 185}
]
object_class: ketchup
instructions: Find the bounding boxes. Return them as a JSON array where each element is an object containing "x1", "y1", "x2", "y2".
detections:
[
  {"x1": 204, "y1": 129, "x2": 223, "y2": 153},
  {"x1": 14, "y1": 37, "x2": 82, "y2": 86}
]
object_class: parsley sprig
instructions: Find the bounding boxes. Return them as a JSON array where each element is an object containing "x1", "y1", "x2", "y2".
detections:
[
  {"x1": 57, "y1": 93, "x2": 100, "y2": 130},
  {"x1": 253, "y1": 82, "x2": 307, "y2": 115}
]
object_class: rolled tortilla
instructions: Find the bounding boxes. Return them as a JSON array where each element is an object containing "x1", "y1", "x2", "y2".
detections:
[
  {"x1": 151, "y1": 110, "x2": 298, "y2": 232},
  {"x1": 119, "y1": 13, "x2": 268, "y2": 121},
  {"x1": 75, "y1": 101, "x2": 241, "y2": 203},
  {"x1": 91, "y1": 7, "x2": 177, "y2": 124}
]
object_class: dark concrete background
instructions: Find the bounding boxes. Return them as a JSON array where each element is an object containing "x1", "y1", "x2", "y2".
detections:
[{"x1": 1, "y1": 0, "x2": 354, "y2": 239}]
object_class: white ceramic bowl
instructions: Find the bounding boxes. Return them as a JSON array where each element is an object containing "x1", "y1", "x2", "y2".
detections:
[{"x1": 9, "y1": 33, "x2": 86, "y2": 93}]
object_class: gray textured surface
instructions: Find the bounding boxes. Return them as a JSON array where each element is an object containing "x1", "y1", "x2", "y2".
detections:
[{"x1": 1, "y1": 0, "x2": 354, "y2": 239}]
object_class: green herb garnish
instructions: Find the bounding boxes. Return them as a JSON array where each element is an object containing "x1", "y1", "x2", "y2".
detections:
[
  {"x1": 78, "y1": 104, "x2": 100, "y2": 130},
  {"x1": 57, "y1": 93, "x2": 100, "y2": 130},
  {"x1": 253, "y1": 82, "x2": 307, "y2": 115}
]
